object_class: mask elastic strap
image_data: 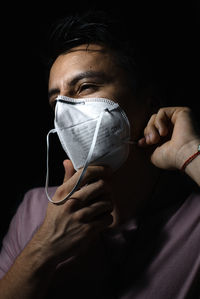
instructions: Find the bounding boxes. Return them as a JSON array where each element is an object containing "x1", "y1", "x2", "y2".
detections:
[
  {"x1": 45, "y1": 128, "x2": 57, "y2": 202},
  {"x1": 45, "y1": 109, "x2": 106, "y2": 205}
]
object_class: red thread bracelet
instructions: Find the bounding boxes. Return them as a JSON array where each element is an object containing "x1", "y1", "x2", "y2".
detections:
[{"x1": 181, "y1": 144, "x2": 200, "y2": 172}]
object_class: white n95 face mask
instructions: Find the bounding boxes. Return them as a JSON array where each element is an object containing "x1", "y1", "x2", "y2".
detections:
[{"x1": 45, "y1": 95, "x2": 131, "y2": 204}]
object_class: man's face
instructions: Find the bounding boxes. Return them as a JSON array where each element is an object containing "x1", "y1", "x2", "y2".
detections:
[{"x1": 48, "y1": 44, "x2": 149, "y2": 140}]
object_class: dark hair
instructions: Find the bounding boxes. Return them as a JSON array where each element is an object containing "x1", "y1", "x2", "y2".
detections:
[{"x1": 45, "y1": 10, "x2": 136, "y2": 84}]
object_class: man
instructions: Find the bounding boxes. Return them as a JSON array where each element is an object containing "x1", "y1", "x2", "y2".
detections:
[{"x1": 0, "y1": 10, "x2": 199, "y2": 299}]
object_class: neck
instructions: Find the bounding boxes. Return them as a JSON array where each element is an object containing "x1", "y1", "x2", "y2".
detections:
[{"x1": 109, "y1": 145, "x2": 161, "y2": 227}]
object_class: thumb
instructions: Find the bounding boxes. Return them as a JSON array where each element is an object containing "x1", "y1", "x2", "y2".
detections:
[{"x1": 63, "y1": 159, "x2": 76, "y2": 182}]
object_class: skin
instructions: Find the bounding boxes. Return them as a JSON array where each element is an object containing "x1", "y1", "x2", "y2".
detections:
[{"x1": 0, "y1": 44, "x2": 199, "y2": 299}]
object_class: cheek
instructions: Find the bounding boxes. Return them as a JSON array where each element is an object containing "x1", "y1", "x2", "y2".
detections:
[{"x1": 92, "y1": 85, "x2": 120, "y2": 103}]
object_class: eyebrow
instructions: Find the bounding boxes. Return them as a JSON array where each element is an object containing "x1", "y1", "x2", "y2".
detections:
[{"x1": 48, "y1": 70, "x2": 110, "y2": 101}]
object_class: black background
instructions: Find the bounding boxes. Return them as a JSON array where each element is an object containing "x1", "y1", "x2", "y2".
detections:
[{"x1": 1, "y1": 1, "x2": 200, "y2": 244}]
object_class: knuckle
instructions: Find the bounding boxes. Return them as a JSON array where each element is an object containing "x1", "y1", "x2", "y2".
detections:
[
  {"x1": 96, "y1": 165, "x2": 106, "y2": 173},
  {"x1": 53, "y1": 186, "x2": 80, "y2": 208},
  {"x1": 73, "y1": 210, "x2": 83, "y2": 221},
  {"x1": 182, "y1": 106, "x2": 191, "y2": 113},
  {"x1": 82, "y1": 223, "x2": 92, "y2": 235},
  {"x1": 144, "y1": 126, "x2": 148, "y2": 134},
  {"x1": 145, "y1": 116, "x2": 156, "y2": 134},
  {"x1": 154, "y1": 118, "x2": 161, "y2": 127},
  {"x1": 66, "y1": 198, "x2": 80, "y2": 210},
  {"x1": 81, "y1": 165, "x2": 112, "y2": 185},
  {"x1": 97, "y1": 179, "x2": 105, "y2": 188},
  {"x1": 173, "y1": 106, "x2": 191, "y2": 119},
  {"x1": 158, "y1": 107, "x2": 165, "y2": 113},
  {"x1": 98, "y1": 179, "x2": 111, "y2": 194},
  {"x1": 86, "y1": 165, "x2": 108, "y2": 178},
  {"x1": 54, "y1": 185, "x2": 65, "y2": 199},
  {"x1": 146, "y1": 114, "x2": 156, "y2": 128},
  {"x1": 85, "y1": 167, "x2": 93, "y2": 178},
  {"x1": 150, "y1": 113, "x2": 157, "y2": 121}
]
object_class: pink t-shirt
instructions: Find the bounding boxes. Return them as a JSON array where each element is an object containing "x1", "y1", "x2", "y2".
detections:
[{"x1": 0, "y1": 187, "x2": 200, "y2": 298}]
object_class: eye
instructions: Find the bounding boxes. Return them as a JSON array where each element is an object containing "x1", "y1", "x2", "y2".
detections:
[{"x1": 78, "y1": 83, "x2": 98, "y2": 94}]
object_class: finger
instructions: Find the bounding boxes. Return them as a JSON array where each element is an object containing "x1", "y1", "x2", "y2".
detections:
[
  {"x1": 78, "y1": 165, "x2": 112, "y2": 186},
  {"x1": 54, "y1": 173, "x2": 111, "y2": 209},
  {"x1": 83, "y1": 214, "x2": 113, "y2": 237},
  {"x1": 63, "y1": 165, "x2": 112, "y2": 195},
  {"x1": 63, "y1": 159, "x2": 76, "y2": 182},
  {"x1": 144, "y1": 114, "x2": 161, "y2": 144},
  {"x1": 74, "y1": 199, "x2": 113, "y2": 222},
  {"x1": 90, "y1": 213, "x2": 113, "y2": 232},
  {"x1": 159, "y1": 107, "x2": 192, "y2": 126},
  {"x1": 71, "y1": 179, "x2": 112, "y2": 205},
  {"x1": 155, "y1": 108, "x2": 170, "y2": 136},
  {"x1": 147, "y1": 107, "x2": 192, "y2": 140},
  {"x1": 54, "y1": 166, "x2": 112, "y2": 206}
]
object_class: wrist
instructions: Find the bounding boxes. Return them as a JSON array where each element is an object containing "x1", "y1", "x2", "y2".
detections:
[
  {"x1": 25, "y1": 226, "x2": 58, "y2": 271},
  {"x1": 23, "y1": 236, "x2": 56, "y2": 274},
  {"x1": 176, "y1": 139, "x2": 200, "y2": 171},
  {"x1": 181, "y1": 144, "x2": 200, "y2": 172},
  {"x1": 1, "y1": 230, "x2": 56, "y2": 299}
]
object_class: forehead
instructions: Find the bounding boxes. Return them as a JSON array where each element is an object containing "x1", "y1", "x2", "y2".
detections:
[{"x1": 49, "y1": 44, "x2": 116, "y2": 87}]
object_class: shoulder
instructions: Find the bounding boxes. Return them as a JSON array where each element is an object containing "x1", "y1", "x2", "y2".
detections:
[
  {"x1": 136, "y1": 192, "x2": 200, "y2": 298},
  {"x1": 176, "y1": 191, "x2": 200, "y2": 221},
  {"x1": 0, "y1": 186, "x2": 57, "y2": 279},
  {"x1": 21, "y1": 186, "x2": 56, "y2": 214},
  {"x1": 187, "y1": 191, "x2": 200, "y2": 206},
  {"x1": 17, "y1": 186, "x2": 57, "y2": 246},
  {"x1": 163, "y1": 191, "x2": 200, "y2": 254},
  {"x1": 23, "y1": 186, "x2": 57, "y2": 205},
  {"x1": 3, "y1": 186, "x2": 57, "y2": 246},
  {"x1": 166, "y1": 191, "x2": 200, "y2": 228}
]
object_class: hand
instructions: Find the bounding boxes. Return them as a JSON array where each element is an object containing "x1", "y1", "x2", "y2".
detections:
[
  {"x1": 37, "y1": 160, "x2": 113, "y2": 265},
  {"x1": 138, "y1": 107, "x2": 200, "y2": 170}
]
